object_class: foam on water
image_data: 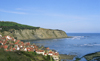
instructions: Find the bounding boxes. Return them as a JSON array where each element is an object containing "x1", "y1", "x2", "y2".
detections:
[
  {"x1": 72, "y1": 36, "x2": 85, "y2": 39},
  {"x1": 30, "y1": 33, "x2": 100, "y2": 61},
  {"x1": 70, "y1": 43, "x2": 100, "y2": 47}
]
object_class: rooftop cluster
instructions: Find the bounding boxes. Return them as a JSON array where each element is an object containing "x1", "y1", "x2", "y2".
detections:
[{"x1": 0, "y1": 35, "x2": 59, "y2": 61}]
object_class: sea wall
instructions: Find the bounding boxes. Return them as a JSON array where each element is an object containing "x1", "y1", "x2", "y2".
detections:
[{"x1": 0, "y1": 28, "x2": 67, "y2": 40}]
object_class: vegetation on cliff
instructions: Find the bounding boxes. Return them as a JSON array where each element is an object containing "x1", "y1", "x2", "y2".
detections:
[
  {"x1": 0, "y1": 21, "x2": 67, "y2": 40},
  {"x1": 0, "y1": 21, "x2": 40, "y2": 32}
]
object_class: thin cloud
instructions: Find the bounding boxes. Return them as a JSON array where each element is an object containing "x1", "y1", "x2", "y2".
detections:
[
  {"x1": 44, "y1": 13, "x2": 100, "y2": 21},
  {"x1": 0, "y1": 9, "x2": 27, "y2": 14},
  {"x1": 44, "y1": 13, "x2": 88, "y2": 20},
  {"x1": 15, "y1": 8, "x2": 23, "y2": 10},
  {"x1": 15, "y1": 8, "x2": 28, "y2": 11}
]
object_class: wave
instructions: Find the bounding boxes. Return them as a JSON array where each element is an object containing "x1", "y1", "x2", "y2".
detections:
[
  {"x1": 65, "y1": 43, "x2": 100, "y2": 47},
  {"x1": 82, "y1": 44, "x2": 100, "y2": 46},
  {"x1": 71, "y1": 36, "x2": 85, "y2": 40}
]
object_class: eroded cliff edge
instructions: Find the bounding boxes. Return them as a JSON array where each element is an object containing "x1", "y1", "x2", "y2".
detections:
[{"x1": 0, "y1": 28, "x2": 67, "y2": 40}]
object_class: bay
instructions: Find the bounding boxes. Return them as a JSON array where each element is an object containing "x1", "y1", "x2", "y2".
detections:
[{"x1": 30, "y1": 33, "x2": 100, "y2": 59}]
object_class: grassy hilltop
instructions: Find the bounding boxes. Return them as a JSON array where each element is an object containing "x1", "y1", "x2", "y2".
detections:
[
  {"x1": 0, "y1": 21, "x2": 40, "y2": 32},
  {"x1": 0, "y1": 21, "x2": 67, "y2": 40}
]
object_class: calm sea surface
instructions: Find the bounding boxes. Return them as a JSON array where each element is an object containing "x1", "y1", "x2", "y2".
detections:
[{"x1": 30, "y1": 33, "x2": 100, "y2": 58}]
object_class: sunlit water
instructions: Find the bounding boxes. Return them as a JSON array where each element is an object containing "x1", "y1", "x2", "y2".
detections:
[{"x1": 30, "y1": 33, "x2": 100, "y2": 60}]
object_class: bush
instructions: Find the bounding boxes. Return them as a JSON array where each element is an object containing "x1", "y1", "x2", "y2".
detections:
[{"x1": 0, "y1": 49, "x2": 31, "y2": 61}]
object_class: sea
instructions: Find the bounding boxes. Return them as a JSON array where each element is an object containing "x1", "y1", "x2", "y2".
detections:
[{"x1": 30, "y1": 33, "x2": 100, "y2": 61}]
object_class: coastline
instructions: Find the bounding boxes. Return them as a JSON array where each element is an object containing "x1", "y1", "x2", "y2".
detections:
[
  {"x1": 20, "y1": 36, "x2": 75, "y2": 61},
  {"x1": 21, "y1": 36, "x2": 75, "y2": 61},
  {"x1": 59, "y1": 54, "x2": 76, "y2": 60},
  {"x1": 0, "y1": 35, "x2": 60, "y2": 61},
  {"x1": 21, "y1": 36, "x2": 74, "y2": 61},
  {"x1": 84, "y1": 51, "x2": 100, "y2": 61},
  {"x1": 21, "y1": 36, "x2": 72, "y2": 41},
  {"x1": 1, "y1": 34, "x2": 100, "y2": 61}
]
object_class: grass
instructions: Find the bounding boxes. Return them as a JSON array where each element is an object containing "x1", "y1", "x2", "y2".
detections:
[
  {"x1": 0, "y1": 48, "x2": 54, "y2": 61},
  {"x1": 0, "y1": 21, "x2": 40, "y2": 32}
]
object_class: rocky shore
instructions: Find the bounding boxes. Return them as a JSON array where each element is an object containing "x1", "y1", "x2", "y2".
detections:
[
  {"x1": 84, "y1": 51, "x2": 100, "y2": 61},
  {"x1": 0, "y1": 34, "x2": 78, "y2": 61},
  {"x1": 60, "y1": 54, "x2": 76, "y2": 61}
]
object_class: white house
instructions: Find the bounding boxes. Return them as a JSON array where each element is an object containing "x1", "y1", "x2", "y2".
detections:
[
  {"x1": 1, "y1": 43, "x2": 3, "y2": 45},
  {"x1": 17, "y1": 47, "x2": 20, "y2": 50},
  {"x1": 14, "y1": 39, "x2": 16, "y2": 42},
  {"x1": 48, "y1": 51, "x2": 54, "y2": 56},
  {"x1": 0, "y1": 35, "x2": 2, "y2": 37},
  {"x1": 5, "y1": 36, "x2": 12, "y2": 40},
  {"x1": 24, "y1": 48, "x2": 27, "y2": 51},
  {"x1": 20, "y1": 45, "x2": 23, "y2": 48},
  {"x1": 31, "y1": 45, "x2": 34, "y2": 48},
  {"x1": 36, "y1": 50, "x2": 45, "y2": 55}
]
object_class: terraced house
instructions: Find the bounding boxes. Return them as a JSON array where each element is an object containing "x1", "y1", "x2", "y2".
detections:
[{"x1": 0, "y1": 35, "x2": 59, "y2": 61}]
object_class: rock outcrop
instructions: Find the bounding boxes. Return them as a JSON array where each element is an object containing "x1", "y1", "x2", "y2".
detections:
[
  {"x1": 0, "y1": 28, "x2": 67, "y2": 40},
  {"x1": 84, "y1": 52, "x2": 100, "y2": 61}
]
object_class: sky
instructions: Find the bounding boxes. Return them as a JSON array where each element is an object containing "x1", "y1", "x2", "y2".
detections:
[{"x1": 0, "y1": 0, "x2": 100, "y2": 33}]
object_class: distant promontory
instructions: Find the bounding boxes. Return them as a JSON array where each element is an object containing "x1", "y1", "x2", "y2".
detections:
[{"x1": 0, "y1": 21, "x2": 67, "y2": 40}]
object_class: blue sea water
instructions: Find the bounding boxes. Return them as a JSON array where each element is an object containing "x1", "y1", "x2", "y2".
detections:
[{"x1": 30, "y1": 33, "x2": 100, "y2": 58}]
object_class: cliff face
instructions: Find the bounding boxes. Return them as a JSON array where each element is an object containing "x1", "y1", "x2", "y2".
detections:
[{"x1": 0, "y1": 28, "x2": 67, "y2": 40}]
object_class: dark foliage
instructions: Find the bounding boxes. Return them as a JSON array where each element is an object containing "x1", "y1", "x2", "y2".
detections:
[
  {"x1": 0, "y1": 21, "x2": 40, "y2": 32},
  {"x1": 0, "y1": 49, "x2": 31, "y2": 61},
  {"x1": 0, "y1": 49, "x2": 54, "y2": 61}
]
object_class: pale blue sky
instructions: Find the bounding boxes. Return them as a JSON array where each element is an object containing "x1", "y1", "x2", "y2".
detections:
[{"x1": 0, "y1": 0, "x2": 100, "y2": 33}]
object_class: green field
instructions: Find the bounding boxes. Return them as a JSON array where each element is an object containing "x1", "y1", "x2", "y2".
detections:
[{"x1": 0, "y1": 21, "x2": 40, "y2": 32}]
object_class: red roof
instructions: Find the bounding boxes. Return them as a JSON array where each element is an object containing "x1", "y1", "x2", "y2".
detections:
[
  {"x1": 3, "y1": 42, "x2": 6, "y2": 45},
  {"x1": 3, "y1": 45, "x2": 8, "y2": 49},
  {"x1": 21, "y1": 42, "x2": 23, "y2": 44},
  {"x1": 5, "y1": 40, "x2": 8, "y2": 41},
  {"x1": 0, "y1": 41, "x2": 2, "y2": 43},
  {"x1": 17, "y1": 40, "x2": 20, "y2": 42},
  {"x1": 13, "y1": 48, "x2": 16, "y2": 50},
  {"x1": 15, "y1": 42, "x2": 18, "y2": 44},
  {"x1": 44, "y1": 53, "x2": 47, "y2": 54},
  {"x1": 0, "y1": 35, "x2": 59, "y2": 55},
  {"x1": 2, "y1": 37, "x2": 5, "y2": 39},
  {"x1": 49, "y1": 51, "x2": 53, "y2": 53},
  {"x1": 4, "y1": 36, "x2": 7, "y2": 37},
  {"x1": 53, "y1": 53, "x2": 59, "y2": 55},
  {"x1": 40, "y1": 50, "x2": 44, "y2": 52},
  {"x1": 46, "y1": 47, "x2": 50, "y2": 49}
]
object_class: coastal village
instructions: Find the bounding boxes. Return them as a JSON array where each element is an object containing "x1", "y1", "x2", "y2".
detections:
[{"x1": 0, "y1": 35, "x2": 59, "y2": 61}]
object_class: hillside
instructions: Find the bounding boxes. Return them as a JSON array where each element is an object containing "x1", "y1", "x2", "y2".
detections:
[
  {"x1": 0, "y1": 49, "x2": 54, "y2": 61},
  {"x1": 0, "y1": 35, "x2": 55, "y2": 61},
  {"x1": 0, "y1": 21, "x2": 67, "y2": 40},
  {"x1": 0, "y1": 21, "x2": 40, "y2": 32}
]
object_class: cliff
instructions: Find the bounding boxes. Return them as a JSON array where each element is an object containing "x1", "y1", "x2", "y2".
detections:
[
  {"x1": 0, "y1": 21, "x2": 67, "y2": 40},
  {"x1": 0, "y1": 28, "x2": 67, "y2": 40}
]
